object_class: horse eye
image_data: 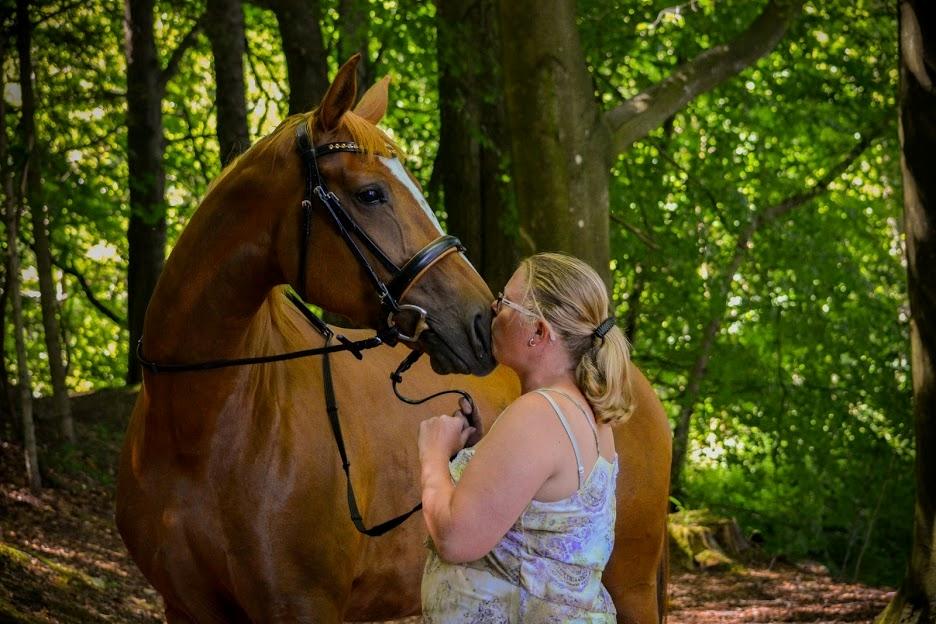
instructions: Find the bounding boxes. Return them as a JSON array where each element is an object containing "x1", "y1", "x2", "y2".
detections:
[{"x1": 355, "y1": 188, "x2": 385, "y2": 206}]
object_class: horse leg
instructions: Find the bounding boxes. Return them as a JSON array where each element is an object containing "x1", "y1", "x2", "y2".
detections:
[
  {"x1": 231, "y1": 560, "x2": 351, "y2": 624},
  {"x1": 262, "y1": 593, "x2": 345, "y2": 624},
  {"x1": 160, "y1": 585, "x2": 251, "y2": 624},
  {"x1": 603, "y1": 534, "x2": 666, "y2": 624},
  {"x1": 150, "y1": 535, "x2": 253, "y2": 624},
  {"x1": 604, "y1": 580, "x2": 659, "y2": 624},
  {"x1": 163, "y1": 557, "x2": 345, "y2": 624},
  {"x1": 164, "y1": 604, "x2": 195, "y2": 624}
]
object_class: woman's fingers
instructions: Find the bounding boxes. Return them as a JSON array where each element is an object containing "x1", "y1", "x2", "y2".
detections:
[{"x1": 459, "y1": 426, "x2": 477, "y2": 447}]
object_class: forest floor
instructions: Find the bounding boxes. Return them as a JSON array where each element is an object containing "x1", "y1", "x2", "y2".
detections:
[{"x1": 0, "y1": 392, "x2": 894, "y2": 623}]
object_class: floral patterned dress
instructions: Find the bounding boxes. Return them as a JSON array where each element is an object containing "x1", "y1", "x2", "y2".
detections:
[{"x1": 422, "y1": 389, "x2": 618, "y2": 623}]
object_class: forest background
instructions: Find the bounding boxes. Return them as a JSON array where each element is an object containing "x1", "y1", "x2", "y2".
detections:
[{"x1": 0, "y1": 0, "x2": 910, "y2": 592}]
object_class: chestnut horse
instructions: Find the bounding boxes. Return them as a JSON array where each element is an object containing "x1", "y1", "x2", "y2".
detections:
[{"x1": 116, "y1": 56, "x2": 671, "y2": 623}]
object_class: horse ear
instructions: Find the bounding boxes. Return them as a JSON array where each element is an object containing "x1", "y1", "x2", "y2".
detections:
[
  {"x1": 316, "y1": 54, "x2": 361, "y2": 134},
  {"x1": 354, "y1": 76, "x2": 390, "y2": 124}
]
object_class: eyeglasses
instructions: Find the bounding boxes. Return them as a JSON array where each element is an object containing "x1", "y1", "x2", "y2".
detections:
[{"x1": 495, "y1": 292, "x2": 539, "y2": 318}]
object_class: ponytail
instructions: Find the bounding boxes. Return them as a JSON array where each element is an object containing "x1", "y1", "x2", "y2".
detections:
[{"x1": 576, "y1": 325, "x2": 634, "y2": 425}]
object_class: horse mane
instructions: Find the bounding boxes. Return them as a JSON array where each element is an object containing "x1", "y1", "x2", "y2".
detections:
[{"x1": 205, "y1": 110, "x2": 403, "y2": 197}]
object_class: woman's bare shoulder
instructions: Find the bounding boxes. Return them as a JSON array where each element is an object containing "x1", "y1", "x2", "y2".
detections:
[
  {"x1": 491, "y1": 390, "x2": 554, "y2": 425},
  {"x1": 481, "y1": 390, "x2": 562, "y2": 450}
]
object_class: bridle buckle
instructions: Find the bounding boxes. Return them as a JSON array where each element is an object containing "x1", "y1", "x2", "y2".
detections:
[{"x1": 387, "y1": 304, "x2": 429, "y2": 343}]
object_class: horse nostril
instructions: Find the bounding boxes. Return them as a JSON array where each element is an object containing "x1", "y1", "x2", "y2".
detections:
[{"x1": 472, "y1": 309, "x2": 492, "y2": 363}]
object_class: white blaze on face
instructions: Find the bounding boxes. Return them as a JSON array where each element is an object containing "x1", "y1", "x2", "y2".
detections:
[
  {"x1": 380, "y1": 156, "x2": 444, "y2": 236},
  {"x1": 379, "y1": 156, "x2": 484, "y2": 280}
]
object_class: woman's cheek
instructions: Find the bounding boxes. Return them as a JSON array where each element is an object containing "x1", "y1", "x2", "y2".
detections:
[{"x1": 491, "y1": 322, "x2": 503, "y2": 360}]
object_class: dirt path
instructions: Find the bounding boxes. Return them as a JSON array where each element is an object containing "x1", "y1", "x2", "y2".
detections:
[
  {"x1": 0, "y1": 440, "x2": 161, "y2": 623},
  {"x1": 668, "y1": 566, "x2": 892, "y2": 623},
  {"x1": 0, "y1": 436, "x2": 893, "y2": 623}
]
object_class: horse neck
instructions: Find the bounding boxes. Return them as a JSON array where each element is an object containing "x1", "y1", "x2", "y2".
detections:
[{"x1": 142, "y1": 168, "x2": 291, "y2": 366}]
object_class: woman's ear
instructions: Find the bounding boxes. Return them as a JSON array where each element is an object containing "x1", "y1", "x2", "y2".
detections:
[{"x1": 536, "y1": 319, "x2": 556, "y2": 342}]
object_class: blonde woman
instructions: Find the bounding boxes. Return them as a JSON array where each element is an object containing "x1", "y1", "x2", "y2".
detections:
[{"x1": 419, "y1": 253, "x2": 634, "y2": 623}]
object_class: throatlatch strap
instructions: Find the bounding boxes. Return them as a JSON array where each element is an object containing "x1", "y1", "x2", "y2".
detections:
[{"x1": 321, "y1": 336, "x2": 422, "y2": 537}]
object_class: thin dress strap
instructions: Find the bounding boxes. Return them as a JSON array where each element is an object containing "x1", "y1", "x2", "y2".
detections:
[
  {"x1": 534, "y1": 389, "x2": 585, "y2": 489},
  {"x1": 544, "y1": 388, "x2": 601, "y2": 454}
]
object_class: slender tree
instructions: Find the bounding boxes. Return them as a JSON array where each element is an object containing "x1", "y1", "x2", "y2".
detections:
[
  {"x1": 16, "y1": 0, "x2": 74, "y2": 442},
  {"x1": 877, "y1": 1, "x2": 936, "y2": 620},
  {"x1": 337, "y1": 0, "x2": 372, "y2": 89},
  {"x1": 251, "y1": 0, "x2": 329, "y2": 114},
  {"x1": 205, "y1": 0, "x2": 249, "y2": 165},
  {"x1": 0, "y1": 2, "x2": 10, "y2": 438},
  {"x1": 2, "y1": 44, "x2": 40, "y2": 491},
  {"x1": 0, "y1": 253, "x2": 11, "y2": 436},
  {"x1": 124, "y1": 1, "x2": 202, "y2": 383},
  {"x1": 124, "y1": 0, "x2": 166, "y2": 385}
]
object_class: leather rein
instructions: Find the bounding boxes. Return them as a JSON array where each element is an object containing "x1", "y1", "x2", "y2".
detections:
[{"x1": 137, "y1": 123, "x2": 478, "y2": 536}]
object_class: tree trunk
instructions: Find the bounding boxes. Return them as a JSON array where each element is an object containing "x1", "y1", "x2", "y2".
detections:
[
  {"x1": 0, "y1": 54, "x2": 14, "y2": 441},
  {"x1": 8, "y1": 196, "x2": 40, "y2": 492},
  {"x1": 0, "y1": 252, "x2": 12, "y2": 437},
  {"x1": 436, "y1": 0, "x2": 515, "y2": 288},
  {"x1": 497, "y1": 0, "x2": 612, "y2": 281},
  {"x1": 2, "y1": 39, "x2": 40, "y2": 491},
  {"x1": 605, "y1": 0, "x2": 805, "y2": 153},
  {"x1": 337, "y1": 0, "x2": 372, "y2": 89},
  {"x1": 124, "y1": 0, "x2": 167, "y2": 385},
  {"x1": 253, "y1": 0, "x2": 329, "y2": 115},
  {"x1": 205, "y1": 0, "x2": 249, "y2": 166},
  {"x1": 16, "y1": 0, "x2": 73, "y2": 443},
  {"x1": 877, "y1": 2, "x2": 936, "y2": 621}
]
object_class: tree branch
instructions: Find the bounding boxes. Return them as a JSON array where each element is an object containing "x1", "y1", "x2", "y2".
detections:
[
  {"x1": 177, "y1": 97, "x2": 214, "y2": 188},
  {"x1": 33, "y1": 0, "x2": 86, "y2": 26},
  {"x1": 740, "y1": 121, "x2": 887, "y2": 250},
  {"x1": 159, "y1": 13, "x2": 206, "y2": 91},
  {"x1": 605, "y1": 0, "x2": 805, "y2": 156},
  {"x1": 52, "y1": 258, "x2": 126, "y2": 327},
  {"x1": 650, "y1": 0, "x2": 704, "y2": 29},
  {"x1": 609, "y1": 213, "x2": 661, "y2": 251}
]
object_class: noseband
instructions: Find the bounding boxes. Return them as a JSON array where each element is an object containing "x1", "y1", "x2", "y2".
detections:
[{"x1": 295, "y1": 124, "x2": 464, "y2": 344}]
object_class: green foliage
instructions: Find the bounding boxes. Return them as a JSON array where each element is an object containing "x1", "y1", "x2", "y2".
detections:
[{"x1": 590, "y1": 0, "x2": 908, "y2": 585}]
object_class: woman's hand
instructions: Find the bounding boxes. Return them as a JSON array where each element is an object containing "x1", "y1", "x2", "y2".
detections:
[{"x1": 419, "y1": 412, "x2": 476, "y2": 463}]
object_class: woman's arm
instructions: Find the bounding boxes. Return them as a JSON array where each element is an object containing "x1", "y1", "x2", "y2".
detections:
[{"x1": 419, "y1": 392, "x2": 563, "y2": 563}]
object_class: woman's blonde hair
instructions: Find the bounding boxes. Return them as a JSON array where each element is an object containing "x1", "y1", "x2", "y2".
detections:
[{"x1": 518, "y1": 253, "x2": 635, "y2": 425}]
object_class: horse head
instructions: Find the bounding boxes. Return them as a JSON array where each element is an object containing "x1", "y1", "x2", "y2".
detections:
[{"x1": 275, "y1": 55, "x2": 495, "y2": 376}]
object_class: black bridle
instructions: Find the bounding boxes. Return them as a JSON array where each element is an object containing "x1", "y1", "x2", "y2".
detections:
[
  {"x1": 295, "y1": 123, "x2": 465, "y2": 344},
  {"x1": 136, "y1": 122, "x2": 480, "y2": 536}
]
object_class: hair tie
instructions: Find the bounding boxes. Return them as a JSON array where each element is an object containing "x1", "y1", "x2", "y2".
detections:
[{"x1": 593, "y1": 317, "x2": 616, "y2": 344}]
